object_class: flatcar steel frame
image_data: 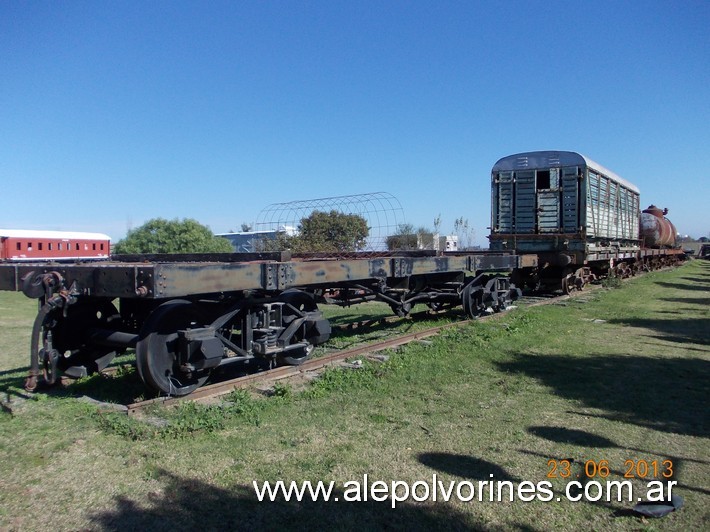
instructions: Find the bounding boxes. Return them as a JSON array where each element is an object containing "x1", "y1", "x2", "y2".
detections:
[{"x1": 0, "y1": 250, "x2": 522, "y2": 396}]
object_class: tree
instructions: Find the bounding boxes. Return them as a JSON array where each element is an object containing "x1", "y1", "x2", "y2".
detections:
[
  {"x1": 113, "y1": 218, "x2": 234, "y2": 254},
  {"x1": 261, "y1": 210, "x2": 369, "y2": 253},
  {"x1": 298, "y1": 210, "x2": 369, "y2": 252},
  {"x1": 433, "y1": 214, "x2": 442, "y2": 235},
  {"x1": 386, "y1": 223, "x2": 418, "y2": 251},
  {"x1": 453, "y1": 217, "x2": 476, "y2": 250}
]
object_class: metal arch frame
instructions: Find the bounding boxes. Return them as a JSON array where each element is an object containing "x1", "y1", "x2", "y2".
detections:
[{"x1": 254, "y1": 192, "x2": 406, "y2": 252}]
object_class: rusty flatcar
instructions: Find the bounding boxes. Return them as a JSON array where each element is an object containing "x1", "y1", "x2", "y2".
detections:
[
  {"x1": 0, "y1": 250, "x2": 521, "y2": 396},
  {"x1": 0, "y1": 230, "x2": 110, "y2": 261}
]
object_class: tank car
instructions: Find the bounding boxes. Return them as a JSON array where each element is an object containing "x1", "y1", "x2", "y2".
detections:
[{"x1": 640, "y1": 205, "x2": 677, "y2": 248}]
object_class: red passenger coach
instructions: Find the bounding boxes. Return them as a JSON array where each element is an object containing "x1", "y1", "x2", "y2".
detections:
[{"x1": 0, "y1": 230, "x2": 111, "y2": 261}]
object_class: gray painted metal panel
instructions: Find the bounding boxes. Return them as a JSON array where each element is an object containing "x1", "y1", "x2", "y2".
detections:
[
  {"x1": 537, "y1": 191, "x2": 560, "y2": 232},
  {"x1": 514, "y1": 171, "x2": 536, "y2": 233},
  {"x1": 494, "y1": 171, "x2": 514, "y2": 232},
  {"x1": 473, "y1": 254, "x2": 520, "y2": 272},
  {"x1": 584, "y1": 170, "x2": 639, "y2": 242},
  {"x1": 561, "y1": 168, "x2": 579, "y2": 231}
]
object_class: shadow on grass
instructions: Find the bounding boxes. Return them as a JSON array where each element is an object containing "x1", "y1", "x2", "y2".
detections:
[
  {"x1": 2, "y1": 353, "x2": 285, "y2": 406},
  {"x1": 418, "y1": 452, "x2": 518, "y2": 481},
  {"x1": 680, "y1": 276, "x2": 710, "y2": 283},
  {"x1": 659, "y1": 297, "x2": 710, "y2": 306},
  {"x1": 497, "y1": 354, "x2": 709, "y2": 437},
  {"x1": 0, "y1": 368, "x2": 26, "y2": 396},
  {"x1": 524, "y1": 427, "x2": 710, "y2": 497},
  {"x1": 89, "y1": 468, "x2": 488, "y2": 532},
  {"x1": 644, "y1": 334, "x2": 710, "y2": 347},
  {"x1": 52, "y1": 368, "x2": 148, "y2": 404},
  {"x1": 654, "y1": 281, "x2": 709, "y2": 292},
  {"x1": 419, "y1": 450, "x2": 636, "y2": 520},
  {"x1": 605, "y1": 317, "x2": 710, "y2": 345},
  {"x1": 638, "y1": 340, "x2": 708, "y2": 354},
  {"x1": 609, "y1": 314, "x2": 710, "y2": 344},
  {"x1": 0, "y1": 365, "x2": 30, "y2": 379},
  {"x1": 527, "y1": 426, "x2": 617, "y2": 448},
  {"x1": 328, "y1": 314, "x2": 392, "y2": 327}
]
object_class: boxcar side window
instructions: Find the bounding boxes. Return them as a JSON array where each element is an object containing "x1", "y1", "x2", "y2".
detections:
[{"x1": 537, "y1": 170, "x2": 550, "y2": 189}]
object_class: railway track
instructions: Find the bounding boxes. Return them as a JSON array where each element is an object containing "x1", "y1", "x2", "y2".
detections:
[{"x1": 123, "y1": 290, "x2": 583, "y2": 416}]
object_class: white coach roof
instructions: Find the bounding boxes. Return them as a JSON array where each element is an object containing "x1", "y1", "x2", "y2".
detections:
[
  {"x1": 0, "y1": 229, "x2": 111, "y2": 240},
  {"x1": 491, "y1": 151, "x2": 640, "y2": 194}
]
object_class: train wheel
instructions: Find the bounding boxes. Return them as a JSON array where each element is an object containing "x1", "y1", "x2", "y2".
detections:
[
  {"x1": 136, "y1": 300, "x2": 211, "y2": 396},
  {"x1": 277, "y1": 290, "x2": 319, "y2": 366},
  {"x1": 51, "y1": 300, "x2": 122, "y2": 378},
  {"x1": 278, "y1": 289, "x2": 318, "y2": 313},
  {"x1": 574, "y1": 276, "x2": 587, "y2": 292},
  {"x1": 389, "y1": 302, "x2": 412, "y2": 317},
  {"x1": 561, "y1": 275, "x2": 572, "y2": 295},
  {"x1": 631, "y1": 262, "x2": 640, "y2": 276},
  {"x1": 461, "y1": 282, "x2": 484, "y2": 318},
  {"x1": 278, "y1": 344, "x2": 315, "y2": 366}
]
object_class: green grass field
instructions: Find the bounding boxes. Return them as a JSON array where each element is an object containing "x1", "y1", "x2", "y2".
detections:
[{"x1": 1, "y1": 261, "x2": 708, "y2": 530}]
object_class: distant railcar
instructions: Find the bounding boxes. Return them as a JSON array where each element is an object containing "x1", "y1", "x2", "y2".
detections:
[
  {"x1": 488, "y1": 151, "x2": 682, "y2": 291},
  {"x1": 0, "y1": 230, "x2": 110, "y2": 261},
  {"x1": 490, "y1": 150, "x2": 640, "y2": 254},
  {"x1": 639, "y1": 205, "x2": 677, "y2": 248}
]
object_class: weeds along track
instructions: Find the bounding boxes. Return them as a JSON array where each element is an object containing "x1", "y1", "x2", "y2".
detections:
[{"x1": 124, "y1": 290, "x2": 581, "y2": 416}]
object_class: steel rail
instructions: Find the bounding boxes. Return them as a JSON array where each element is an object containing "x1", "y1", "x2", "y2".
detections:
[{"x1": 125, "y1": 292, "x2": 580, "y2": 416}]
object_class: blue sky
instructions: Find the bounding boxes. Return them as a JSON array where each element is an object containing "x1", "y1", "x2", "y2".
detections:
[{"x1": 1, "y1": 0, "x2": 708, "y2": 245}]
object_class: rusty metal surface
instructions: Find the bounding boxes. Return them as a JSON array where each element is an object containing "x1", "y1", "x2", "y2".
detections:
[
  {"x1": 153, "y1": 262, "x2": 266, "y2": 297},
  {"x1": 0, "y1": 251, "x2": 521, "y2": 299},
  {"x1": 472, "y1": 254, "x2": 520, "y2": 272},
  {"x1": 640, "y1": 206, "x2": 677, "y2": 248},
  {"x1": 517, "y1": 254, "x2": 538, "y2": 268},
  {"x1": 113, "y1": 251, "x2": 293, "y2": 263},
  {"x1": 0, "y1": 265, "x2": 18, "y2": 291}
]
